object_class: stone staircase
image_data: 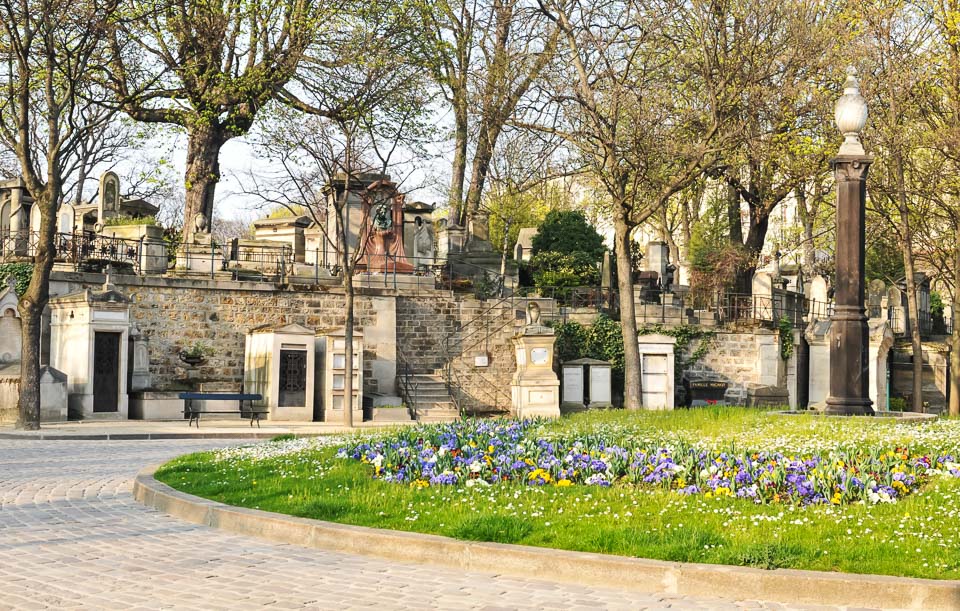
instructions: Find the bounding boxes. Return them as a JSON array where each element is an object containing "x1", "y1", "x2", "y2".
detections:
[{"x1": 403, "y1": 373, "x2": 460, "y2": 422}]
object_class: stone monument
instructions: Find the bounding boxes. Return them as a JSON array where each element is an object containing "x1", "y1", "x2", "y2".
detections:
[
  {"x1": 97, "y1": 171, "x2": 121, "y2": 223},
  {"x1": 637, "y1": 333, "x2": 677, "y2": 409},
  {"x1": 510, "y1": 302, "x2": 560, "y2": 419},
  {"x1": 357, "y1": 179, "x2": 413, "y2": 273},
  {"x1": 175, "y1": 212, "x2": 225, "y2": 273}
]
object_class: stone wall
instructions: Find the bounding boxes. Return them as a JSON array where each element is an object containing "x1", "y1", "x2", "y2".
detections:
[
  {"x1": 683, "y1": 329, "x2": 787, "y2": 406},
  {"x1": 395, "y1": 296, "x2": 461, "y2": 371},
  {"x1": 397, "y1": 295, "x2": 524, "y2": 414},
  {"x1": 53, "y1": 273, "x2": 384, "y2": 394}
]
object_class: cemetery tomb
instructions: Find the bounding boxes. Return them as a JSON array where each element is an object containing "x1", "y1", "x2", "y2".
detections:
[
  {"x1": 243, "y1": 323, "x2": 316, "y2": 421},
  {"x1": 637, "y1": 334, "x2": 677, "y2": 410}
]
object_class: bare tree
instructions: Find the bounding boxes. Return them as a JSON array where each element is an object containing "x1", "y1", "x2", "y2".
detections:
[
  {"x1": 0, "y1": 0, "x2": 119, "y2": 429},
  {"x1": 532, "y1": 0, "x2": 725, "y2": 409},
  {"x1": 860, "y1": 0, "x2": 935, "y2": 412},
  {"x1": 250, "y1": 4, "x2": 430, "y2": 426}
]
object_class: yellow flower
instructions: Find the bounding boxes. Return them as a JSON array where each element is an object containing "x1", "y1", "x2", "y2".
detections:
[
  {"x1": 556, "y1": 479, "x2": 572, "y2": 487},
  {"x1": 528, "y1": 468, "x2": 552, "y2": 483}
]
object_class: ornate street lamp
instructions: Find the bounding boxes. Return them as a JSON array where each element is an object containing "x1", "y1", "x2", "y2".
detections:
[{"x1": 825, "y1": 67, "x2": 874, "y2": 416}]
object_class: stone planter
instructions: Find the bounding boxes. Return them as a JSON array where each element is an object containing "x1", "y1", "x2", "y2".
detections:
[{"x1": 178, "y1": 352, "x2": 207, "y2": 367}]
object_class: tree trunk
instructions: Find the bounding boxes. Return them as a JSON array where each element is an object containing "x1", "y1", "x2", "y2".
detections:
[
  {"x1": 448, "y1": 100, "x2": 468, "y2": 226},
  {"x1": 463, "y1": 123, "x2": 498, "y2": 228},
  {"x1": 184, "y1": 126, "x2": 225, "y2": 241},
  {"x1": 17, "y1": 194, "x2": 57, "y2": 430},
  {"x1": 893, "y1": 153, "x2": 924, "y2": 413},
  {"x1": 343, "y1": 269, "x2": 355, "y2": 428},
  {"x1": 950, "y1": 225, "x2": 960, "y2": 417},
  {"x1": 613, "y1": 210, "x2": 642, "y2": 409},
  {"x1": 727, "y1": 183, "x2": 742, "y2": 245},
  {"x1": 734, "y1": 214, "x2": 770, "y2": 294},
  {"x1": 795, "y1": 185, "x2": 817, "y2": 272}
]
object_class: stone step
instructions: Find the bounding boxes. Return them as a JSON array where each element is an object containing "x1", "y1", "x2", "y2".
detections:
[
  {"x1": 414, "y1": 409, "x2": 460, "y2": 423},
  {"x1": 373, "y1": 407, "x2": 414, "y2": 422}
]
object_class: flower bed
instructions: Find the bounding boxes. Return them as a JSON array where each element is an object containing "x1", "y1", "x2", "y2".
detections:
[
  {"x1": 156, "y1": 410, "x2": 960, "y2": 579},
  {"x1": 339, "y1": 419, "x2": 960, "y2": 505}
]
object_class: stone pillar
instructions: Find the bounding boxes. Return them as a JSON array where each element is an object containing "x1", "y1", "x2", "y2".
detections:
[
  {"x1": 511, "y1": 305, "x2": 560, "y2": 419},
  {"x1": 825, "y1": 156, "x2": 873, "y2": 415}
]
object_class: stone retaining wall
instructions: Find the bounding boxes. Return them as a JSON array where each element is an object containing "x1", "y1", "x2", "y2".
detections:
[{"x1": 49, "y1": 273, "x2": 524, "y2": 414}]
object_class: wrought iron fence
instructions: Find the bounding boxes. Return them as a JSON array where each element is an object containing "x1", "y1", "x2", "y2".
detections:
[{"x1": 1, "y1": 229, "x2": 142, "y2": 273}]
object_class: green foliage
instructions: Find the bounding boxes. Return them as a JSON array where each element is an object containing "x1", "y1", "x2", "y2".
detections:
[
  {"x1": 451, "y1": 515, "x2": 534, "y2": 544},
  {"x1": 778, "y1": 317, "x2": 795, "y2": 361},
  {"x1": 265, "y1": 205, "x2": 305, "y2": 219},
  {"x1": 687, "y1": 195, "x2": 751, "y2": 296},
  {"x1": 553, "y1": 321, "x2": 589, "y2": 364},
  {"x1": 736, "y1": 543, "x2": 803, "y2": 570},
  {"x1": 163, "y1": 228, "x2": 182, "y2": 262},
  {"x1": 888, "y1": 397, "x2": 907, "y2": 412},
  {"x1": 0, "y1": 263, "x2": 33, "y2": 296},
  {"x1": 586, "y1": 315, "x2": 625, "y2": 376},
  {"x1": 181, "y1": 341, "x2": 213, "y2": 358},
  {"x1": 473, "y1": 271, "x2": 498, "y2": 301},
  {"x1": 530, "y1": 210, "x2": 605, "y2": 261},
  {"x1": 528, "y1": 251, "x2": 599, "y2": 289},
  {"x1": 865, "y1": 235, "x2": 905, "y2": 284},
  {"x1": 638, "y1": 323, "x2": 715, "y2": 370},
  {"x1": 103, "y1": 215, "x2": 158, "y2": 227},
  {"x1": 930, "y1": 292, "x2": 944, "y2": 317},
  {"x1": 486, "y1": 189, "x2": 554, "y2": 255}
]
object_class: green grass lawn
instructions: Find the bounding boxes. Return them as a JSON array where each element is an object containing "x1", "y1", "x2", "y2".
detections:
[{"x1": 155, "y1": 408, "x2": 960, "y2": 579}]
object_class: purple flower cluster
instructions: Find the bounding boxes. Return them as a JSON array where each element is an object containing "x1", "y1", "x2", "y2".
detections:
[{"x1": 338, "y1": 419, "x2": 960, "y2": 505}]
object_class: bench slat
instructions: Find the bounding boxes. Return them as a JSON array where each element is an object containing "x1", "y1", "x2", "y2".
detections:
[{"x1": 178, "y1": 393, "x2": 263, "y2": 401}]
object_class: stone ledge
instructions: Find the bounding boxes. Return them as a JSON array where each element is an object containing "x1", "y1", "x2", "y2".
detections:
[{"x1": 134, "y1": 464, "x2": 960, "y2": 610}]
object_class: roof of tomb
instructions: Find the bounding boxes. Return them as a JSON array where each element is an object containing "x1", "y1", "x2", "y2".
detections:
[
  {"x1": 515, "y1": 228, "x2": 538, "y2": 251},
  {"x1": 248, "y1": 322, "x2": 315, "y2": 336},
  {"x1": 404, "y1": 201, "x2": 434, "y2": 213},
  {"x1": 563, "y1": 357, "x2": 611, "y2": 366}
]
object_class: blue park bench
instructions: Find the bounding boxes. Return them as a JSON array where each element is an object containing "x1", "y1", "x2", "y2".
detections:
[{"x1": 179, "y1": 392, "x2": 266, "y2": 428}]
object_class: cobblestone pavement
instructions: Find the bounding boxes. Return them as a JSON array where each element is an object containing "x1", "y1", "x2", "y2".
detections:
[{"x1": 0, "y1": 439, "x2": 849, "y2": 611}]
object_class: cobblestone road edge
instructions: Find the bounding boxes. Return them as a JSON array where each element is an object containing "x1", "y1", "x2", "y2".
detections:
[{"x1": 134, "y1": 464, "x2": 960, "y2": 611}]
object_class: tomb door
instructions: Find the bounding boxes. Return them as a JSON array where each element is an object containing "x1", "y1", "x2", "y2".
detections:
[
  {"x1": 278, "y1": 348, "x2": 307, "y2": 407},
  {"x1": 93, "y1": 332, "x2": 121, "y2": 412},
  {"x1": 640, "y1": 354, "x2": 668, "y2": 409}
]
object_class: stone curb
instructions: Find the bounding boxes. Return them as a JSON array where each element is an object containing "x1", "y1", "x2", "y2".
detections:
[{"x1": 134, "y1": 464, "x2": 960, "y2": 610}]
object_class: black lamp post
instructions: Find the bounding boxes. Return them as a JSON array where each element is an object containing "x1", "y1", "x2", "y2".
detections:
[{"x1": 825, "y1": 67, "x2": 874, "y2": 416}]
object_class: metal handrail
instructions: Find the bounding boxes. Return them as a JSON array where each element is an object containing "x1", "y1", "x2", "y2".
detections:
[{"x1": 395, "y1": 347, "x2": 419, "y2": 420}]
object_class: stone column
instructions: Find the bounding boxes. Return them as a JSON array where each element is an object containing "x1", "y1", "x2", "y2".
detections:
[
  {"x1": 825, "y1": 156, "x2": 873, "y2": 415},
  {"x1": 825, "y1": 66, "x2": 874, "y2": 416}
]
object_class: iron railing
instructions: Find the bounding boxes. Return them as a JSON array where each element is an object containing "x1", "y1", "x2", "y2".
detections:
[
  {"x1": 1, "y1": 229, "x2": 143, "y2": 273},
  {"x1": 396, "y1": 347, "x2": 419, "y2": 419}
]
